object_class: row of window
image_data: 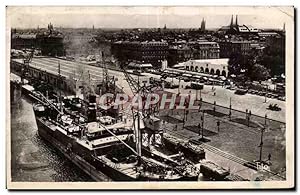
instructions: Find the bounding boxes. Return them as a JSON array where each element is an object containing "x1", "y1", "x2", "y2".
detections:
[
  {"x1": 141, "y1": 51, "x2": 167, "y2": 54},
  {"x1": 186, "y1": 66, "x2": 227, "y2": 76},
  {"x1": 141, "y1": 56, "x2": 165, "y2": 59}
]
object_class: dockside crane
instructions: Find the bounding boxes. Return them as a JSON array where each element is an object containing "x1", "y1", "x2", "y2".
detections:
[
  {"x1": 120, "y1": 65, "x2": 165, "y2": 162},
  {"x1": 121, "y1": 67, "x2": 163, "y2": 115},
  {"x1": 96, "y1": 62, "x2": 191, "y2": 178},
  {"x1": 21, "y1": 48, "x2": 34, "y2": 84}
]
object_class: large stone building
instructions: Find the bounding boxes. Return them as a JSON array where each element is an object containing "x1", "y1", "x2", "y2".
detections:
[
  {"x1": 11, "y1": 34, "x2": 38, "y2": 49},
  {"x1": 167, "y1": 40, "x2": 220, "y2": 66},
  {"x1": 112, "y1": 41, "x2": 168, "y2": 68},
  {"x1": 11, "y1": 23, "x2": 64, "y2": 56},
  {"x1": 168, "y1": 45, "x2": 193, "y2": 66},
  {"x1": 184, "y1": 58, "x2": 229, "y2": 77},
  {"x1": 190, "y1": 41, "x2": 220, "y2": 59},
  {"x1": 218, "y1": 40, "x2": 251, "y2": 58}
]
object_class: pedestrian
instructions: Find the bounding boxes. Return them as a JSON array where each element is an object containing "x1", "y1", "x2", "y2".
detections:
[{"x1": 268, "y1": 153, "x2": 272, "y2": 161}]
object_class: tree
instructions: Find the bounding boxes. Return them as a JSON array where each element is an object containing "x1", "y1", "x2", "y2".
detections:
[
  {"x1": 228, "y1": 49, "x2": 271, "y2": 82},
  {"x1": 250, "y1": 64, "x2": 271, "y2": 81},
  {"x1": 257, "y1": 45, "x2": 285, "y2": 76},
  {"x1": 228, "y1": 51, "x2": 255, "y2": 81}
]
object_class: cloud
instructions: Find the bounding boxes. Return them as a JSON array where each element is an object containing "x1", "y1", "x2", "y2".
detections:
[{"x1": 7, "y1": 6, "x2": 293, "y2": 29}]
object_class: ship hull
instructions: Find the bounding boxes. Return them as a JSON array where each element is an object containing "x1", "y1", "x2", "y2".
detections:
[
  {"x1": 35, "y1": 113, "x2": 198, "y2": 181},
  {"x1": 36, "y1": 117, "x2": 199, "y2": 181},
  {"x1": 35, "y1": 117, "x2": 112, "y2": 181},
  {"x1": 35, "y1": 116, "x2": 147, "y2": 181}
]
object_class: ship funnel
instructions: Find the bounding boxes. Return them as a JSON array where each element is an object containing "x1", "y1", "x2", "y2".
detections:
[{"x1": 87, "y1": 95, "x2": 97, "y2": 122}]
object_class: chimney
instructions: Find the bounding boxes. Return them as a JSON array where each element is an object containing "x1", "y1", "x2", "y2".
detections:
[{"x1": 87, "y1": 95, "x2": 97, "y2": 122}]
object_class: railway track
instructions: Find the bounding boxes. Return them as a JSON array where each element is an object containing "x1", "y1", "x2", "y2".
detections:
[
  {"x1": 165, "y1": 129, "x2": 248, "y2": 165},
  {"x1": 165, "y1": 129, "x2": 286, "y2": 180}
]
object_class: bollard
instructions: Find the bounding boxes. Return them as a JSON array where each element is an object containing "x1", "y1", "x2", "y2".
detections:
[
  {"x1": 213, "y1": 101, "x2": 216, "y2": 112},
  {"x1": 265, "y1": 114, "x2": 267, "y2": 125},
  {"x1": 248, "y1": 110, "x2": 251, "y2": 127}
]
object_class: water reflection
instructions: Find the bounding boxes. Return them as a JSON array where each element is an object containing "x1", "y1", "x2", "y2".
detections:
[{"x1": 11, "y1": 92, "x2": 93, "y2": 182}]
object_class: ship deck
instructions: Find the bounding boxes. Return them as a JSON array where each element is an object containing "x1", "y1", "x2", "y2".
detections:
[
  {"x1": 39, "y1": 115, "x2": 133, "y2": 152},
  {"x1": 76, "y1": 134, "x2": 131, "y2": 151},
  {"x1": 98, "y1": 155, "x2": 183, "y2": 180},
  {"x1": 98, "y1": 155, "x2": 140, "y2": 178},
  {"x1": 39, "y1": 117, "x2": 63, "y2": 132}
]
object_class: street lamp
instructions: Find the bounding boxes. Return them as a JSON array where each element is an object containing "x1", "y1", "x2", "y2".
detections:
[
  {"x1": 258, "y1": 127, "x2": 266, "y2": 162},
  {"x1": 229, "y1": 97, "x2": 232, "y2": 120},
  {"x1": 183, "y1": 108, "x2": 186, "y2": 127},
  {"x1": 185, "y1": 110, "x2": 189, "y2": 121},
  {"x1": 178, "y1": 77, "x2": 181, "y2": 94},
  {"x1": 200, "y1": 111, "x2": 205, "y2": 141},
  {"x1": 264, "y1": 85, "x2": 268, "y2": 103},
  {"x1": 213, "y1": 101, "x2": 216, "y2": 113},
  {"x1": 265, "y1": 114, "x2": 267, "y2": 126},
  {"x1": 200, "y1": 89, "x2": 202, "y2": 99},
  {"x1": 198, "y1": 98, "x2": 203, "y2": 112},
  {"x1": 248, "y1": 110, "x2": 251, "y2": 127}
]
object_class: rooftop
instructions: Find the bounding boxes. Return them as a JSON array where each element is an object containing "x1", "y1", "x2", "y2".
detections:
[
  {"x1": 190, "y1": 58, "x2": 229, "y2": 64},
  {"x1": 12, "y1": 34, "x2": 37, "y2": 39}
]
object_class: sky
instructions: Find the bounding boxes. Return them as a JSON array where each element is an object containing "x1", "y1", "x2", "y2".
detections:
[{"x1": 6, "y1": 6, "x2": 293, "y2": 29}]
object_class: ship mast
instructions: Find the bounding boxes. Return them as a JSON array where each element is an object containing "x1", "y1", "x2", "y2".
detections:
[
  {"x1": 136, "y1": 75, "x2": 142, "y2": 164},
  {"x1": 101, "y1": 51, "x2": 108, "y2": 95},
  {"x1": 58, "y1": 61, "x2": 63, "y2": 113}
]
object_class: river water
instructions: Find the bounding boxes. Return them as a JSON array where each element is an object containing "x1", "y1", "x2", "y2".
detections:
[{"x1": 10, "y1": 89, "x2": 93, "y2": 182}]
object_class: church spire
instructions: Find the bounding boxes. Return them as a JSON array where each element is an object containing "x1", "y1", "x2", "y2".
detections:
[
  {"x1": 201, "y1": 18, "x2": 206, "y2": 32},
  {"x1": 230, "y1": 15, "x2": 234, "y2": 29},
  {"x1": 235, "y1": 15, "x2": 238, "y2": 27}
]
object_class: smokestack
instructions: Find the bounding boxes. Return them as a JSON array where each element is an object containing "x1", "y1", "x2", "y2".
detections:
[{"x1": 87, "y1": 95, "x2": 97, "y2": 122}]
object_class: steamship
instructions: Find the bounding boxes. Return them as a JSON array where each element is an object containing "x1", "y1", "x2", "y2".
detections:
[{"x1": 32, "y1": 87, "x2": 205, "y2": 181}]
